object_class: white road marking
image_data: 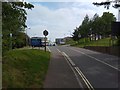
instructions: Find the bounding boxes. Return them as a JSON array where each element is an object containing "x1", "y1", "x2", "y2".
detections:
[
  {"x1": 62, "y1": 52, "x2": 75, "y2": 66},
  {"x1": 65, "y1": 55, "x2": 84, "y2": 88},
  {"x1": 71, "y1": 48, "x2": 120, "y2": 71},
  {"x1": 75, "y1": 67, "x2": 94, "y2": 90},
  {"x1": 57, "y1": 49, "x2": 75, "y2": 66},
  {"x1": 56, "y1": 48, "x2": 94, "y2": 89},
  {"x1": 57, "y1": 49, "x2": 61, "y2": 53},
  {"x1": 56, "y1": 49, "x2": 84, "y2": 88},
  {"x1": 61, "y1": 51, "x2": 94, "y2": 89},
  {"x1": 61, "y1": 52, "x2": 84, "y2": 88}
]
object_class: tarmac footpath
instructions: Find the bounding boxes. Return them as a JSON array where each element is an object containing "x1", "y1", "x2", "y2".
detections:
[{"x1": 43, "y1": 46, "x2": 81, "y2": 88}]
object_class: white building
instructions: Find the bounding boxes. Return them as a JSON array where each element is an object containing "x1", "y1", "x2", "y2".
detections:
[{"x1": 55, "y1": 38, "x2": 65, "y2": 45}]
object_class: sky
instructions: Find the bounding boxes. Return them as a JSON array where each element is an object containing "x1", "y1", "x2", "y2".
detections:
[{"x1": 25, "y1": 0, "x2": 118, "y2": 42}]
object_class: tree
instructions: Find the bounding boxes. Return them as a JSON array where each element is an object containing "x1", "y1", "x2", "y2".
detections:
[
  {"x1": 91, "y1": 12, "x2": 116, "y2": 39},
  {"x1": 72, "y1": 12, "x2": 116, "y2": 43},
  {"x1": 92, "y1": 13, "x2": 100, "y2": 35},
  {"x1": 79, "y1": 14, "x2": 90, "y2": 38},
  {"x1": 93, "y1": 0, "x2": 120, "y2": 46},
  {"x1": 2, "y1": 2, "x2": 34, "y2": 53},
  {"x1": 101, "y1": 12, "x2": 116, "y2": 36},
  {"x1": 93, "y1": 0, "x2": 120, "y2": 9},
  {"x1": 72, "y1": 27, "x2": 80, "y2": 43}
]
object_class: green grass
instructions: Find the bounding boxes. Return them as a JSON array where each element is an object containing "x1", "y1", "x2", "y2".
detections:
[
  {"x1": 2, "y1": 49, "x2": 50, "y2": 88},
  {"x1": 66, "y1": 37, "x2": 118, "y2": 47},
  {"x1": 88, "y1": 38, "x2": 111, "y2": 46}
]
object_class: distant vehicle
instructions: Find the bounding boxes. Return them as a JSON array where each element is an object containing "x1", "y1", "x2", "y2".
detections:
[
  {"x1": 53, "y1": 43, "x2": 56, "y2": 46},
  {"x1": 48, "y1": 42, "x2": 56, "y2": 46},
  {"x1": 30, "y1": 37, "x2": 42, "y2": 47}
]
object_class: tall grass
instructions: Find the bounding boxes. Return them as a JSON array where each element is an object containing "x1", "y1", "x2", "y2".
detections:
[{"x1": 2, "y1": 49, "x2": 50, "y2": 88}]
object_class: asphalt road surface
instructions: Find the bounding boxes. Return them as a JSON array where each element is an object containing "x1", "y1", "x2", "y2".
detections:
[
  {"x1": 44, "y1": 46, "x2": 81, "y2": 88},
  {"x1": 45, "y1": 46, "x2": 120, "y2": 89}
]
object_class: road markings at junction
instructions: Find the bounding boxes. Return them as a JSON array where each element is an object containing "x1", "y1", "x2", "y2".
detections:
[{"x1": 71, "y1": 48, "x2": 120, "y2": 72}]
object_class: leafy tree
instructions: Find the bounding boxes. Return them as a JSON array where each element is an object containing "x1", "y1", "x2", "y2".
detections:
[
  {"x1": 2, "y1": 2, "x2": 34, "y2": 53},
  {"x1": 91, "y1": 13, "x2": 100, "y2": 34},
  {"x1": 72, "y1": 12, "x2": 116, "y2": 43},
  {"x1": 93, "y1": 0, "x2": 120, "y2": 9},
  {"x1": 91, "y1": 13, "x2": 104, "y2": 40},
  {"x1": 72, "y1": 27, "x2": 80, "y2": 43},
  {"x1": 79, "y1": 14, "x2": 90, "y2": 38},
  {"x1": 73, "y1": 15, "x2": 92, "y2": 44},
  {"x1": 101, "y1": 12, "x2": 116, "y2": 36},
  {"x1": 93, "y1": 0, "x2": 120, "y2": 46}
]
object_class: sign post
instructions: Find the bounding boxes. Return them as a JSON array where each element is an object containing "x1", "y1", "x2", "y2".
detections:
[{"x1": 43, "y1": 30, "x2": 48, "y2": 52}]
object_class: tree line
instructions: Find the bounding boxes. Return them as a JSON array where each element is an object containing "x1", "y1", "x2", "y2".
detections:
[
  {"x1": 72, "y1": 12, "x2": 116, "y2": 43},
  {"x1": 2, "y1": 2, "x2": 34, "y2": 53}
]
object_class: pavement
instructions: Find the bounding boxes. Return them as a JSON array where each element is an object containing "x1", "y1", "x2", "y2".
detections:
[{"x1": 43, "y1": 46, "x2": 81, "y2": 88}]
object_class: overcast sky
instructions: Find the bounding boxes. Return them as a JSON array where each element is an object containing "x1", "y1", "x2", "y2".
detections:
[{"x1": 25, "y1": 0, "x2": 118, "y2": 42}]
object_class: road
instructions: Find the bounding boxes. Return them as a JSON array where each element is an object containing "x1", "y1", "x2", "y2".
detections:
[
  {"x1": 44, "y1": 46, "x2": 81, "y2": 88},
  {"x1": 45, "y1": 46, "x2": 120, "y2": 89}
]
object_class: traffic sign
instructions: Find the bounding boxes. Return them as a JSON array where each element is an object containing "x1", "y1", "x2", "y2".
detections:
[{"x1": 43, "y1": 30, "x2": 48, "y2": 36}]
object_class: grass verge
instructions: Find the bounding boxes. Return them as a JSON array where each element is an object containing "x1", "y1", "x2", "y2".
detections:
[
  {"x1": 2, "y1": 49, "x2": 50, "y2": 88},
  {"x1": 67, "y1": 38, "x2": 118, "y2": 47}
]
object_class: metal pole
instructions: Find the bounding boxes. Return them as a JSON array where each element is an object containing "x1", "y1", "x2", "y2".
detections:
[{"x1": 45, "y1": 36, "x2": 46, "y2": 52}]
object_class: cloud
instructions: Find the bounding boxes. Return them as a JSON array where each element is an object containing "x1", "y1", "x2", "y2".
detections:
[{"x1": 26, "y1": 2, "x2": 118, "y2": 42}]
